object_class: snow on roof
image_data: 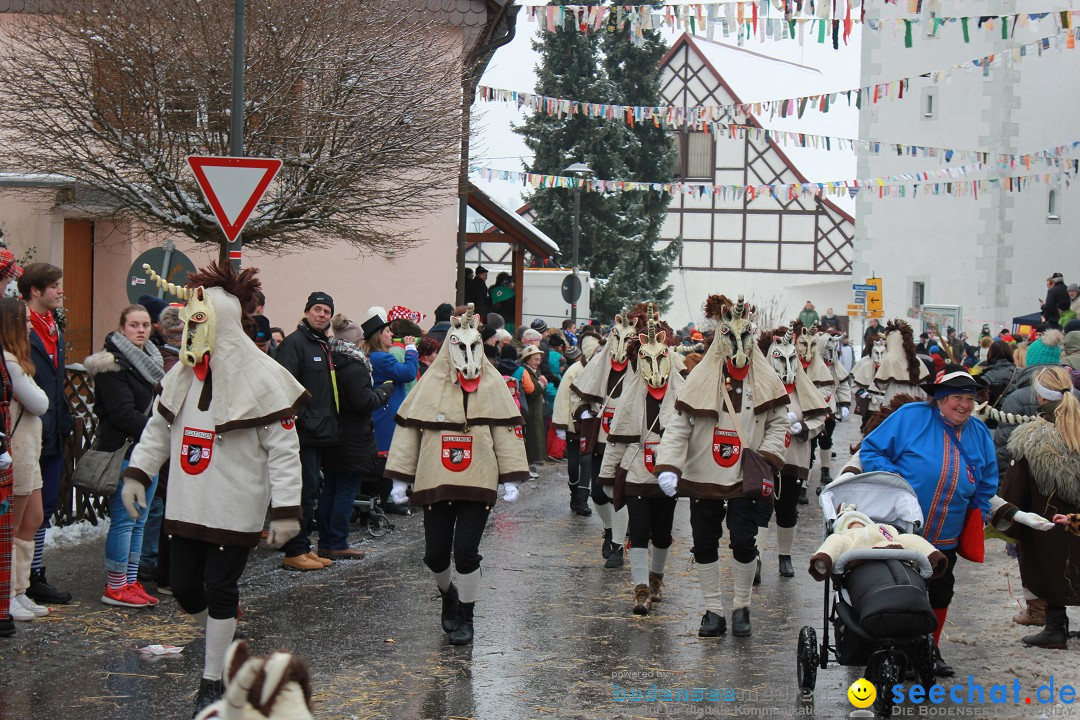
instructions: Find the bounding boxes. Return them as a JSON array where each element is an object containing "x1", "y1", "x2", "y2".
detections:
[
  {"x1": 469, "y1": 182, "x2": 559, "y2": 256},
  {"x1": 688, "y1": 36, "x2": 827, "y2": 103}
]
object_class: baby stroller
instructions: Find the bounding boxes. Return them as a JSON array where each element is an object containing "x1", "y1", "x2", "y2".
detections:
[
  {"x1": 353, "y1": 476, "x2": 394, "y2": 538},
  {"x1": 797, "y1": 472, "x2": 938, "y2": 715}
]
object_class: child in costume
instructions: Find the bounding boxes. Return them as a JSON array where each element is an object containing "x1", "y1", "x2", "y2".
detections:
[
  {"x1": 385, "y1": 304, "x2": 528, "y2": 646},
  {"x1": 121, "y1": 264, "x2": 306, "y2": 715}
]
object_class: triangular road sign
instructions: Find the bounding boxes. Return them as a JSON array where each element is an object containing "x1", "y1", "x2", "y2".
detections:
[{"x1": 187, "y1": 156, "x2": 283, "y2": 242}]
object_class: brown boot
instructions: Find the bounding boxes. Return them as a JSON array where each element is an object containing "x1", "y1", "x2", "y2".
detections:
[
  {"x1": 648, "y1": 572, "x2": 664, "y2": 603},
  {"x1": 633, "y1": 584, "x2": 652, "y2": 616},
  {"x1": 1014, "y1": 598, "x2": 1048, "y2": 626}
]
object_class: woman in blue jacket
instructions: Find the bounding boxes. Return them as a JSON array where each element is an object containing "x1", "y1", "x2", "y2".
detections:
[
  {"x1": 361, "y1": 307, "x2": 418, "y2": 510},
  {"x1": 859, "y1": 364, "x2": 998, "y2": 679}
]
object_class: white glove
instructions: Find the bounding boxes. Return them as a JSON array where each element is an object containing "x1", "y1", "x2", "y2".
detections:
[
  {"x1": 787, "y1": 411, "x2": 798, "y2": 424},
  {"x1": 0, "y1": 450, "x2": 10, "y2": 471},
  {"x1": 658, "y1": 471, "x2": 678, "y2": 497},
  {"x1": 790, "y1": 421, "x2": 803, "y2": 436},
  {"x1": 841, "y1": 406, "x2": 850, "y2": 421},
  {"x1": 580, "y1": 410, "x2": 594, "y2": 420},
  {"x1": 1012, "y1": 510, "x2": 1055, "y2": 532},
  {"x1": 121, "y1": 478, "x2": 147, "y2": 520},
  {"x1": 503, "y1": 482, "x2": 520, "y2": 503},
  {"x1": 265, "y1": 518, "x2": 301, "y2": 548},
  {"x1": 390, "y1": 480, "x2": 409, "y2": 505},
  {"x1": 556, "y1": 429, "x2": 566, "y2": 440}
]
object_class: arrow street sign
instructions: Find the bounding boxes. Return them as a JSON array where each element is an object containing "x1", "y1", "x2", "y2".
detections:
[{"x1": 187, "y1": 156, "x2": 282, "y2": 244}]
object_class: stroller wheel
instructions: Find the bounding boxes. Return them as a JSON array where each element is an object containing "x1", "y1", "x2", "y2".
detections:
[
  {"x1": 914, "y1": 634, "x2": 935, "y2": 688},
  {"x1": 871, "y1": 653, "x2": 902, "y2": 716},
  {"x1": 367, "y1": 512, "x2": 392, "y2": 538},
  {"x1": 797, "y1": 626, "x2": 818, "y2": 695}
]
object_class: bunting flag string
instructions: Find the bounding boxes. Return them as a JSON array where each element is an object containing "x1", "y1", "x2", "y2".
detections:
[
  {"x1": 470, "y1": 163, "x2": 1077, "y2": 201},
  {"x1": 521, "y1": 3, "x2": 1079, "y2": 50},
  {"x1": 477, "y1": 84, "x2": 1080, "y2": 170},
  {"x1": 476, "y1": 26, "x2": 1079, "y2": 126}
]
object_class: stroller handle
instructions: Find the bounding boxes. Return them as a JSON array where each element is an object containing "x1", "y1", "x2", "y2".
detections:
[{"x1": 833, "y1": 548, "x2": 933, "y2": 578}]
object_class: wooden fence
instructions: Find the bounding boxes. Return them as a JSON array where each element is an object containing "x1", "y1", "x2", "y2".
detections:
[{"x1": 53, "y1": 365, "x2": 110, "y2": 526}]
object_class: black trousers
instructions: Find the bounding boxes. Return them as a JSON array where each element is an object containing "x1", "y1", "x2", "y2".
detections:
[
  {"x1": 818, "y1": 414, "x2": 836, "y2": 451},
  {"x1": 927, "y1": 548, "x2": 958, "y2": 609},
  {"x1": 566, "y1": 432, "x2": 592, "y2": 492},
  {"x1": 590, "y1": 443, "x2": 610, "y2": 505},
  {"x1": 773, "y1": 470, "x2": 801, "y2": 529},
  {"x1": 423, "y1": 501, "x2": 491, "y2": 575},
  {"x1": 689, "y1": 497, "x2": 760, "y2": 565},
  {"x1": 282, "y1": 445, "x2": 321, "y2": 557},
  {"x1": 170, "y1": 536, "x2": 250, "y2": 620},
  {"x1": 625, "y1": 495, "x2": 677, "y2": 549}
]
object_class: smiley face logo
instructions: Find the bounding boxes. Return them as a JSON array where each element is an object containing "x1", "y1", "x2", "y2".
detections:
[{"x1": 847, "y1": 678, "x2": 877, "y2": 709}]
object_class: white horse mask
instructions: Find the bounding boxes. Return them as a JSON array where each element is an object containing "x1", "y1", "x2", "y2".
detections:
[
  {"x1": 767, "y1": 325, "x2": 799, "y2": 389},
  {"x1": 718, "y1": 295, "x2": 757, "y2": 374},
  {"x1": 637, "y1": 305, "x2": 671, "y2": 399},
  {"x1": 608, "y1": 310, "x2": 636, "y2": 370},
  {"x1": 448, "y1": 303, "x2": 484, "y2": 393}
]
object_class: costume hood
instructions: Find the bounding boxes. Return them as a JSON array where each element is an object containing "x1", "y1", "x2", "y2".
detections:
[
  {"x1": 606, "y1": 348, "x2": 686, "y2": 444},
  {"x1": 876, "y1": 320, "x2": 928, "y2": 386},
  {"x1": 1007, "y1": 417, "x2": 1080, "y2": 506},
  {"x1": 675, "y1": 337, "x2": 789, "y2": 418}
]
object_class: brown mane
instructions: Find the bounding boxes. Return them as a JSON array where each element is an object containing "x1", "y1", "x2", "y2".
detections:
[
  {"x1": 185, "y1": 262, "x2": 263, "y2": 314},
  {"x1": 703, "y1": 294, "x2": 733, "y2": 320},
  {"x1": 850, "y1": 393, "x2": 923, "y2": 453},
  {"x1": 757, "y1": 326, "x2": 787, "y2": 355},
  {"x1": 885, "y1": 319, "x2": 920, "y2": 386}
]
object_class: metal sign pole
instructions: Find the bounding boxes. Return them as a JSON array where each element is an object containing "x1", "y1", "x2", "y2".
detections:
[
  {"x1": 571, "y1": 181, "x2": 580, "y2": 325},
  {"x1": 157, "y1": 238, "x2": 175, "y2": 300},
  {"x1": 229, "y1": 0, "x2": 246, "y2": 270}
]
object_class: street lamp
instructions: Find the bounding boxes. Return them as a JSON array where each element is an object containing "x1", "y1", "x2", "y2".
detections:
[{"x1": 564, "y1": 162, "x2": 592, "y2": 325}]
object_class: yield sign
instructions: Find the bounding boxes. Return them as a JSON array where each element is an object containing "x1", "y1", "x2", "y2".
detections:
[{"x1": 187, "y1": 156, "x2": 282, "y2": 242}]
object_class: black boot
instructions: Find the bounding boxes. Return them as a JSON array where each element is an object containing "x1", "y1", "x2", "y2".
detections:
[
  {"x1": 798, "y1": 485, "x2": 808, "y2": 505},
  {"x1": 732, "y1": 607, "x2": 752, "y2": 637},
  {"x1": 1022, "y1": 607, "x2": 1069, "y2": 650},
  {"x1": 820, "y1": 467, "x2": 832, "y2": 487},
  {"x1": 605, "y1": 544, "x2": 625, "y2": 569},
  {"x1": 192, "y1": 677, "x2": 224, "y2": 717},
  {"x1": 778, "y1": 555, "x2": 795, "y2": 578},
  {"x1": 698, "y1": 610, "x2": 727, "y2": 637},
  {"x1": 27, "y1": 567, "x2": 72, "y2": 605},
  {"x1": 575, "y1": 487, "x2": 592, "y2": 516},
  {"x1": 439, "y1": 583, "x2": 461, "y2": 633},
  {"x1": 0, "y1": 614, "x2": 15, "y2": 638},
  {"x1": 449, "y1": 602, "x2": 474, "y2": 645},
  {"x1": 932, "y1": 645, "x2": 954, "y2": 677},
  {"x1": 569, "y1": 486, "x2": 578, "y2": 513},
  {"x1": 753, "y1": 553, "x2": 762, "y2": 586},
  {"x1": 601, "y1": 529, "x2": 614, "y2": 559}
]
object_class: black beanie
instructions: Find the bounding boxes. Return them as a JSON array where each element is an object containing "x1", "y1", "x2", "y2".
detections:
[
  {"x1": 305, "y1": 291, "x2": 334, "y2": 315},
  {"x1": 434, "y1": 303, "x2": 454, "y2": 322}
]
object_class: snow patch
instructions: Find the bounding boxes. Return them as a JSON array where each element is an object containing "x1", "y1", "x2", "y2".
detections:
[{"x1": 45, "y1": 518, "x2": 110, "y2": 548}]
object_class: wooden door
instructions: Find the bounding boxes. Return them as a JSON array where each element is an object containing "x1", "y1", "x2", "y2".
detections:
[{"x1": 62, "y1": 220, "x2": 94, "y2": 363}]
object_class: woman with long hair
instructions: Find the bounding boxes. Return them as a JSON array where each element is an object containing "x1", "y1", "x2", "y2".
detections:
[
  {"x1": 993, "y1": 366, "x2": 1080, "y2": 649},
  {"x1": 978, "y1": 340, "x2": 1017, "y2": 406},
  {"x1": 84, "y1": 304, "x2": 164, "y2": 608},
  {"x1": 1, "y1": 298, "x2": 49, "y2": 622}
]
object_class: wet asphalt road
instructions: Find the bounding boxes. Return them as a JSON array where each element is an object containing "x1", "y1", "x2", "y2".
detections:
[{"x1": 0, "y1": 417, "x2": 1040, "y2": 719}]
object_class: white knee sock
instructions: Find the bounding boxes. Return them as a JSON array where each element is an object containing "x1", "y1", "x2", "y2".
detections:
[
  {"x1": 695, "y1": 560, "x2": 724, "y2": 614},
  {"x1": 204, "y1": 617, "x2": 237, "y2": 681},
  {"x1": 456, "y1": 569, "x2": 481, "y2": 604},
  {"x1": 650, "y1": 546, "x2": 670, "y2": 575},
  {"x1": 593, "y1": 501, "x2": 614, "y2": 530},
  {"x1": 432, "y1": 567, "x2": 452, "y2": 592},
  {"x1": 611, "y1": 506, "x2": 629, "y2": 549},
  {"x1": 776, "y1": 525, "x2": 796, "y2": 556},
  {"x1": 629, "y1": 547, "x2": 649, "y2": 586},
  {"x1": 13, "y1": 538, "x2": 34, "y2": 596},
  {"x1": 732, "y1": 558, "x2": 757, "y2": 610},
  {"x1": 819, "y1": 453, "x2": 831, "y2": 473}
]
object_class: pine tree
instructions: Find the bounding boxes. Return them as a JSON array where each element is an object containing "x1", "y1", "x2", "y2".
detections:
[{"x1": 516, "y1": 0, "x2": 678, "y2": 322}]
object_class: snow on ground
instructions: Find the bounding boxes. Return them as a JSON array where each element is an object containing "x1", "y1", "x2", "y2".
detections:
[{"x1": 45, "y1": 517, "x2": 110, "y2": 548}]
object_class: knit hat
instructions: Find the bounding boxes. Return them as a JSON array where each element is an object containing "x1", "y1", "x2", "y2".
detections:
[
  {"x1": 1024, "y1": 330, "x2": 1063, "y2": 367},
  {"x1": 564, "y1": 345, "x2": 582, "y2": 362},
  {"x1": 137, "y1": 294, "x2": 169, "y2": 324},
  {"x1": 387, "y1": 305, "x2": 424, "y2": 324},
  {"x1": 0, "y1": 249, "x2": 22, "y2": 282},
  {"x1": 485, "y1": 312, "x2": 505, "y2": 331},
  {"x1": 361, "y1": 306, "x2": 390, "y2": 341},
  {"x1": 480, "y1": 325, "x2": 497, "y2": 343},
  {"x1": 530, "y1": 318, "x2": 548, "y2": 333},
  {"x1": 834, "y1": 506, "x2": 876, "y2": 534},
  {"x1": 331, "y1": 313, "x2": 363, "y2": 344},
  {"x1": 475, "y1": 265, "x2": 488, "y2": 275},
  {"x1": 1069, "y1": 283, "x2": 1080, "y2": 293},
  {"x1": 252, "y1": 314, "x2": 272, "y2": 344},
  {"x1": 305, "y1": 291, "x2": 334, "y2": 315},
  {"x1": 1051, "y1": 272, "x2": 1064, "y2": 281}
]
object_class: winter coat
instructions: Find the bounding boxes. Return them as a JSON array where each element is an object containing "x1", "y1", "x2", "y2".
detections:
[
  {"x1": 427, "y1": 321, "x2": 451, "y2": 345},
  {"x1": 979, "y1": 358, "x2": 1019, "y2": 406},
  {"x1": 551, "y1": 360, "x2": 586, "y2": 434},
  {"x1": 993, "y1": 363, "x2": 1077, "y2": 479},
  {"x1": 798, "y1": 309, "x2": 820, "y2": 328},
  {"x1": 993, "y1": 407, "x2": 1080, "y2": 605},
  {"x1": 514, "y1": 364, "x2": 546, "y2": 463},
  {"x1": 1043, "y1": 280, "x2": 1070, "y2": 325},
  {"x1": 370, "y1": 347, "x2": 419, "y2": 453},
  {"x1": 819, "y1": 315, "x2": 841, "y2": 331},
  {"x1": 1063, "y1": 331, "x2": 1080, "y2": 372},
  {"x1": 85, "y1": 338, "x2": 157, "y2": 455},
  {"x1": 276, "y1": 320, "x2": 339, "y2": 446},
  {"x1": 29, "y1": 328, "x2": 73, "y2": 458},
  {"x1": 321, "y1": 351, "x2": 391, "y2": 475},
  {"x1": 464, "y1": 278, "x2": 490, "y2": 318},
  {"x1": 6, "y1": 351, "x2": 47, "y2": 493}
]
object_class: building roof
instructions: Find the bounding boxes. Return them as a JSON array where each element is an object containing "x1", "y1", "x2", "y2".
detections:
[{"x1": 468, "y1": 182, "x2": 559, "y2": 257}]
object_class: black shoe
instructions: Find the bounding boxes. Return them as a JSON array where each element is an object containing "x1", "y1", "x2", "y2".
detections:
[
  {"x1": 439, "y1": 583, "x2": 461, "y2": 633},
  {"x1": 932, "y1": 645, "x2": 955, "y2": 677},
  {"x1": 1022, "y1": 607, "x2": 1069, "y2": 650},
  {"x1": 605, "y1": 545, "x2": 625, "y2": 569},
  {"x1": 753, "y1": 555, "x2": 762, "y2": 586},
  {"x1": 192, "y1": 677, "x2": 224, "y2": 717},
  {"x1": 449, "y1": 602, "x2": 474, "y2": 645},
  {"x1": 27, "y1": 567, "x2": 72, "y2": 605},
  {"x1": 698, "y1": 610, "x2": 727, "y2": 637},
  {"x1": 732, "y1": 607, "x2": 752, "y2": 637},
  {"x1": 0, "y1": 614, "x2": 14, "y2": 638},
  {"x1": 820, "y1": 468, "x2": 832, "y2": 486},
  {"x1": 573, "y1": 487, "x2": 592, "y2": 516},
  {"x1": 798, "y1": 486, "x2": 808, "y2": 505},
  {"x1": 601, "y1": 529, "x2": 614, "y2": 560},
  {"x1": 778, "y1": 555, "x2": 795, "y2": 578}
]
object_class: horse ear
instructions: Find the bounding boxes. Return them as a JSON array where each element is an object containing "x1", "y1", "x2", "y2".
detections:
[
  {"x1": 614, "y1": 314, "x2": 623, "y2": 325},
  {"x1": 656, "y1": 331, "x2": 666, "y2": 344},
  {"x1": 638, "y1": 333, "x2": 648, "y2": 345}
]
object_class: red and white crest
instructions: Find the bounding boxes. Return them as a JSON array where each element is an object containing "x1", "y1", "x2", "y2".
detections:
[
  {"x1": 280, "y1": 417, "x2": 295, "y2": 430},
  {"x1": 580, "y1": 435, "x2": 588, "y2": 453},
  {"x1": 513, "y1": 425, "x2": 524, "y2": 440},
  {"x1": 441, "y1": 434, "x2": 473, "y2": 472},
  {"x1": 643, "y1": 441, "x2": 659, "y2": 473},
  {"x1": 784, "y1": 431, "x2": 791, "y2": 448},
  {"x1": 602, "y1": 406, "x2": 615, "y2": 434},
  {"x1": 712, "y1": 427, "x2": 741, "y2": 468},
  {"x1": 180, "y1": 427, "x2": 214, "y2": 475}
]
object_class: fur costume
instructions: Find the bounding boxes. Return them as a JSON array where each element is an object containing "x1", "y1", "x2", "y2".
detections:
[
  {"x1": 195, "y1": 640, "x2": 313, "y2": 720},
  {"x1": 873, "y1": 320, "x2": 929, "y2": 404},
  {"x1": 808, "y1": 504, "x2": 947, "y2": 581}
]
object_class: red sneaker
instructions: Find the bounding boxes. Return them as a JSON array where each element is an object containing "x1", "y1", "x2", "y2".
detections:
[
  {"x1": 101, "y1": 585, "x2": 150, "y2": 608},
  {"x1": 128, "y1": 582, "x2": 160, "y2": 606}
]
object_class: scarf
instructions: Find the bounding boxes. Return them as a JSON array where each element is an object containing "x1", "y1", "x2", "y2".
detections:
[
  {"x1": 329, "y1": 337, "x2": 372, "y2": 372},
  {"x1": 30, "y1": 307, "x2": 58, "y2": 366},
  {"x1": 108, "y1": 331, "x2": 165, "y2": 387}
]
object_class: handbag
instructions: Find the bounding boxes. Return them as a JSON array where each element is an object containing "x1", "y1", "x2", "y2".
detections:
[
  {"x1": 719, "y1": 375, "x2": 776, "y2": 500},
  {"x1": 72, "y1": 402, "x2": 152, "y2": 497}
]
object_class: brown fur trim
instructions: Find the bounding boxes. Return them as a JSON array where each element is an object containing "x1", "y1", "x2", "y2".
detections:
[
  {"x1": 605, "y1": 433, "x2": 641, "y2": 445},
  {"x1": 164, "y1": 519, "x2": 262, "y2": 548},
  {"x1": 122, "y1": 466, "x2": 153, "y2": 488},
  {"x1": 652, "y1": 464, "x2": 682, "y2": 477},
  {"x1": 860, "y1": 393, "x2": 923, "y2": 438},
  {"x1": 572, "y1": 386, "x2": 604, "y2": 405},
  {"x1": 928, "y1": 550, "x2": 948, "y2": 579},
  {"x1": 759, "y1": 450, "x2": 784, "y2": 470},
  {"x1": 393, "y1": 415, "x2": 524, "y2": 431},
  {"x1": 678, "y1": 478, "x2": 750, "y2": 500},
  {"x1": 803, "y1": 407, "x2": 829, "y2": 421},
  {"x1": 157, "y1": 401, "x2": 175, "y2": 423},
  {"x1": 411, "y1": 486, "x2": 497, "y2": 508},
  {"x1": 809, "y1": 553, "x2": 832, "y2": 581},
  {"x1": 673, "y1": 399, "x2": 720, "y2": 419},
  {"x1": 754, "y1": 394, "x2": 791, "y2": 415},
  {"x1": 703, "y1": 294, "x2": 734, "y2": 320},
  {"x1": 383, "y1": 469, "x2": 415, "y2": 484},
  {"x1": 214, "y1": 393, "x2": 311, "y2": 434},
  {"x1": 757, "y1": 326, "x2": 789, "y2": 355},
  {"x1": 783, "y1": 463, "x2": 810, "y2": 481},
  {"x1": 269, "y1": 505, "x2": 301, "y2": 520},
  {"x1": 499, "y1": 471, "x2": 532, "y2": 484},
  {"x1": 247, "y1": 653, "x2": 314, "y2": 717},
  {"x1": 885, "y1": 319, "x2": 921, "y2": 386}
]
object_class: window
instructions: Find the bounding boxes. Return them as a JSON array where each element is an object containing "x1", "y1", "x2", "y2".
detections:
[
  {"x1": 912, "y1": 281, "x2": 925, "y2": 308},
  {"x1": 921, "y1": 87, "x2": 938, "y2": 119},
  {"x1": 1048, "y1": 189, "x2": 1060, "y2": 222},
  {"x1": 672, "y1": 130, "x2": 714, "y2": 181}
]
